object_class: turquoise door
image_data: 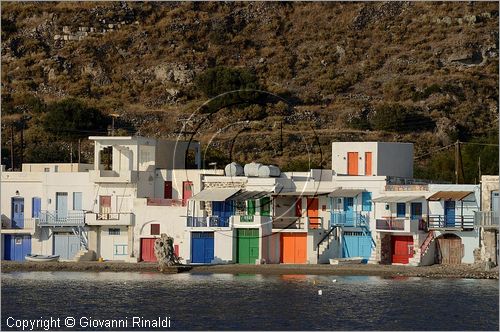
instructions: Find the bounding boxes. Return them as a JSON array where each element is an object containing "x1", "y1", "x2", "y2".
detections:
[
  {"x1": 444, "y1": 201, "x2": 456, "y2": 227},
  {"x1": 56, "y1": 192, "x2": 68, "y2": 221},
  {"x1": 343, "y1": 197, "x2": 354, "y2": 226},
  {"x1": 11, "y1": 197, "x2": 24, "y2": 229},
  {"x1": 342, "y1": 232, "x2": 372, "y2": 261}
]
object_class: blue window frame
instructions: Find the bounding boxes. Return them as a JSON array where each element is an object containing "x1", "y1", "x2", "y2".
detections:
[
  {"x1": 396, "y1": 203, "x2": 406, "y2": 218},
  {"x1": 361, "y1": 192, "x2": 372, "y2": 211}
]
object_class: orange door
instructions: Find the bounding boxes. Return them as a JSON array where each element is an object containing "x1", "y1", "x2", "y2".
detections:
[
  {"x1": 307, "y1": 198, "x2": 319, "y2": 229},
  {"x1": 281, "y1": 233, "x2": 307, "y2": 264},
  {"x1": 365, "y1": 152, "x2": 372, "y2": 176},
  {"x1": 347, "y1": 152, "x2": 358, "y2": 175}
]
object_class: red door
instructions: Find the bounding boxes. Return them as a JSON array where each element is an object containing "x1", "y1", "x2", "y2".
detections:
[
  {"x1": 164, "y1": 181, "x2": 172, "y2": 199},
  {"x1": 295, "y1": 198, "x2": 302, "y2": 217},
  {"x1": 391, "y1": 236, "x2": 414, "y2": 264},
  {"x1": 347, "y1": 152, "x2": 358, "y2": 175},
  {"x1": 307, "y1": 198, "x2": 319, "y2": 229},
  {"x1": 182, "y1": 181, "x2": 193, "y2": 204},
  {"x1": 141, "y1": 238, "x2": 157, "y2": 262},
  {"x1": 99, "y1": 196, "x2": 111, "y2": 216}
]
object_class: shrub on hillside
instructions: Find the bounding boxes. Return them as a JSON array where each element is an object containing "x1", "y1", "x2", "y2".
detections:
[{"x1": 369, "y1": 103, "x2": 434, "y2": 133}]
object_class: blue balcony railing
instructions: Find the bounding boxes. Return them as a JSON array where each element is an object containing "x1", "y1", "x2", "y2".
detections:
[
  {"x1": 187, "y1": 216, "x2": 229, "y2": 227},
  {"x1": 330, "y1": 212, "x2": 368, "y2": 227}
]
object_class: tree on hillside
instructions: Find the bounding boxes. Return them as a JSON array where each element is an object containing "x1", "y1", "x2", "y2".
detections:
[{"x1": 42, "y1": 98, "x2": 110, "y2": 138}]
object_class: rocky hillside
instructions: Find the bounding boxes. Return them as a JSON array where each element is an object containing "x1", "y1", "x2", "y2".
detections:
[{"x1": 1, "y1": 2, "x2": 498, "y2": 181}]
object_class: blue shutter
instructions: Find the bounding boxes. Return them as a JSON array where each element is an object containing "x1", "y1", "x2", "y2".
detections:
[
  {"x1": 32, "y1": 197, "x2": 41, "y2": 218},
  {"x1": 361, "y1": 192, "x2": 372, "y2": 211}
]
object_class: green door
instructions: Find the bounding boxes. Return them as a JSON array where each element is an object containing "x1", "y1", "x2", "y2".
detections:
[
  {"x1": 260, "y1": 197, "x2": 271, "y2": 216},
  {"x1": 237, "y1": 229, "x2": 259, "y2": 264},
  {"x1": 247, "y1": 200, "x2": 255, "y2": 216}
]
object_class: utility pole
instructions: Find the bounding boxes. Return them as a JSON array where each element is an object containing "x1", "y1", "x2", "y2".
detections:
[
  {"x1": 70, "y1": 142, "x2": 73, "y2": 164},
  {"x1": 280, "y1": 120, "x2": 283, "y2": 155},
  {"x1": 10, "y1": 124, "x2": 14, "y2": 170},
  {"x1": 20, "y1": 117, "x2": 24, "y2": 167},
  {"x1": 455, "y1": 140, "x2": 459, "y2": 184},
  {"x1": 78, "y1": 139, "x2": 81, "y2": 164}
]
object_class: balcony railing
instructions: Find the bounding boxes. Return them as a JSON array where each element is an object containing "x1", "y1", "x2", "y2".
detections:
[
  {"x1": 331, "y1": 212, "x2": 368, "y2": 227},
  {"x1": 427, "y1": 215, "x2": 474, "y2": 230},
  {"x1": 89, "y1": 170, "x2": 138, "y2": 183},
  {"x1": 186, "y1": 216, "x2": 230, "y2": 228},
  {"x1": 1, "y1": 218, "x2": 36, "y2": 233},
  {"x1": 85, "y1": 212, "x2": 134, "y2": 226},
  {"x1": 474, "y1": 211, "x2": 499, "y2": 228},
  {"x1": 376, "y1": 217, "x2": 420, "y2": 233},
  {"x1": 271, "y1": 216, "x2": 322, "y2": 230},
  {"x1": 146, "y1": 198, "x2": 185, "y2": 207},
  {"x1": 39, "y1": 210, "x2": 85, "y2": 226}
]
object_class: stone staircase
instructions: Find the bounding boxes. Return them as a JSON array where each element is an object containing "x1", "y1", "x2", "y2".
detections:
[{"x1": 74, "y1": 249, "x2": 96, "y2": 262}]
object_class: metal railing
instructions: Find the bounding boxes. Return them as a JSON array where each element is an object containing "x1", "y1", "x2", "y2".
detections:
[
  {"x1": 39, "y1": 210, "x2": 85, "y2": 226},
  {"x1": 272, "y1": 216, "x2": 306, "y2": 230},
  {"x1": 474, "y1": 211, "x2": 499, "y2": 228},
  {"x1": 146, "y1": 198, "x2": 185, "y2": 207},
  {"x1": 376, "y1": 218, "x2": 405, "y2": 231},
  {"x1": 330, "y1": 212, "x2": 368, "y2": 227},
  {"x1": 427, "y1": 215, "x2": 474, "y2": 230},
  {"x1": 1, "y1": 218, "x2": 36, "y2": 230},
  {"x1": 186, "y1": 216, "x2": 229, "y2": 227}
]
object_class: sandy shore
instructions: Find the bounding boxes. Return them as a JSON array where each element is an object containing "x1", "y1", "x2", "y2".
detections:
[{"x1": 1, "y1": 261, "x2": 498, "y2": 279}]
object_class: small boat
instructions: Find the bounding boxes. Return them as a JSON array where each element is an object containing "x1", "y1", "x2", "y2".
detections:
[
  {"x1": 329, "y1": 257, "x2": 364, "y2": 265},
  {"x1": 25, "y1": 254, "x2": 60, "y2": 262}
]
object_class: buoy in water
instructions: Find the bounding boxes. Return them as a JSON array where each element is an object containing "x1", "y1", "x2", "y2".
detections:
[
  {"x1": 318, "y1": 289, "x2": 322, "y2": 295},
  {"x1": 332, "y1": 279, "x2": 337, "y2": 283}
]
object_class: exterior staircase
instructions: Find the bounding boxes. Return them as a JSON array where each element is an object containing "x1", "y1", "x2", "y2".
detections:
[
  {"x1": 317, "y1": 226, "x2": 340, "y2": 263},
  {"x1": 417, "y1": 230, "x2": 436, "y2": 265},
  {"x1": 74, "y1": 249, "x2": 96, "y2": 262},
  {"x1": 71, "y1": 226, "x2": 88, "y2": 250}
]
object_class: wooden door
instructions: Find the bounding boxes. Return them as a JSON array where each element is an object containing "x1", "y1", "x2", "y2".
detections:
[
  {"x1": 444, "y1": 201, "x2": 456, "y2": 227},
  {"x1": 391, "y1": 235, "x2": 414, "y2": 264},
  {"x1": 365, "y1": 152, "x2": 372, "y2": 176},
  {"x1": 347, "y1": 152, "x2": 358, "y2": 175},
  {"x1": 99, "y1": 196, "x2": 111, "y2": 215},
  {"x1": 182, "y1": 181, "x2": 193, "y2": 203},
  {"x1": 11, "y1": 197, "x2": 24, "y2": 229},
  {"x1": 164, "y1": 181, "x2": 172, "y2": 199},
  {"x1": 141, "y1": 238, "x2": 157, "y2": 262},
  {"x1": 307, "y1": 198, "x2": 319, "y2": 229},
  {"x1": 436, "y1": 236, "x2": 462, "y2": 264}
]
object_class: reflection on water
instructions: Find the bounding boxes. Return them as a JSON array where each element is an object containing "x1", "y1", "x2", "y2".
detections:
[{"x1": 1, "y1": 272, "x2": 498, "y2": 331}]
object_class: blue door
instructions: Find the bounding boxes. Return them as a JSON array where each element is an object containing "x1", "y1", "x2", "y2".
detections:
[
  {"x1": 342, "y1": 232, "x2": 372, "y2": 262},
  {"x1": 343, "y1": 197, "x2": 354, "y2": 226},
  {"x1": 56, "y1": 192, "x2": 68, "y2": 221},
  {"x1": 212, "y1": 201, "x2": 234, "y2": 227},
  {"x1": 410, "y1": 202, "x2": 422, "y2": 221},
  {"x1": 444, "y1": 201, "x2": 456, "y2": 227},
  {"x1": 11, "y1": 197, "x2": 24, "y2": 229},
  {"x1": 54, "y1": 233, "x2": 80, "y2": 260},
  {"x1": 4, "y1": 235, "x2": 31, "y2": 261},
  {"x1": 396, "y1": 203, "x2": 406, "y2": 218},
  {"x1": 32, "y1": 197, "x2": 41, "y2": 218},
  {"x1": 191, "y1": 232, "x2": 214, "y2": 264}
]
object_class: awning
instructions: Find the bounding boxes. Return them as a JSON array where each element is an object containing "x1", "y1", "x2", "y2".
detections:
[
  {"x1": 230, "y1": 190, "x2": 273, "y2": 201},
  {"x1": 273, "y1": 190, "x2": 331, "y2": 196},
  {"x1": 189, "y1": 188, "x2": 241, "y2": 201},
  {"x1": 427, "y1": 191, "x2": 473, "y2": 201},
  {"x1": 372, "y1": 195, "x2": 425, "y2": 203},
  {"x1": 329, "y1": 188, "x2": 365, "y2": 197}
]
